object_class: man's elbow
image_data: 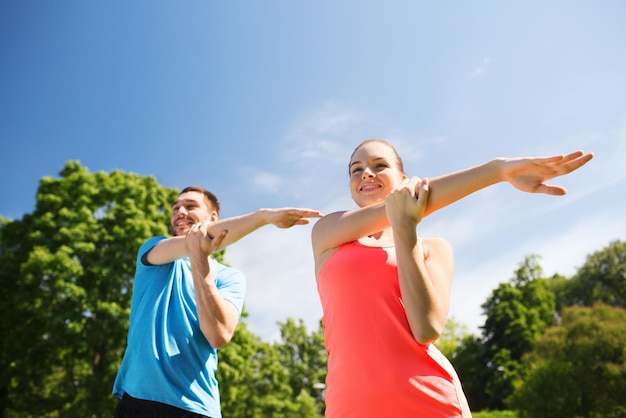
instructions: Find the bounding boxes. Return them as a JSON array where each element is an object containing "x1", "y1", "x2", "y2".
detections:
[
  {"x1": 203, "y1": 326, "x2": 235, "y2": 349},
  {"x1": 208, "y1": 335, "x2": 231, "y2": 349}
]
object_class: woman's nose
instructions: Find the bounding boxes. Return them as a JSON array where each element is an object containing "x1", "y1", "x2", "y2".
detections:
[{"x1": 362, "y1": 167, "x2": 375, "y2": 178}]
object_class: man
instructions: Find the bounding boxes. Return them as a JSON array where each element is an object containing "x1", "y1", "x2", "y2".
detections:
[{"x1": 113, "y1": 186, "x2": 322, "y2": 417}]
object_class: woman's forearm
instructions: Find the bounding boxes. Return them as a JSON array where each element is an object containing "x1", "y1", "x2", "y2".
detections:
[{"x1": 424, "y1": 159, "x2": 503, "y2": 216}]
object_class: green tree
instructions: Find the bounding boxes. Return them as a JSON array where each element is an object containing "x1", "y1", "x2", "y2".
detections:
[
  {"x1": 509, "y1": 304, "x2": 626, "y2": 418},
  {"x1": 0, "y1": 161, "x2": 178, "y2": 417},
  {"x1": 562, "y1": 240, "x2": 626, "y2": 309},
  {"x1": 217, "y1": 320, "x2": 298, "y2": 417},
  {"x1": 275, "y1": 318, "x2": 327, "y2": 416},
  {"x1": 217, "y1": 318, "x2": 327, "y2": 418},
  {"x1": 435, "y1": 316, "x2": 471, "y2": 360},
  {"x1": 478, "y1": 256, "x2": 556, "y2": 410},
  {"x1": 453, "y1": 334, "x2": 492, "y2": 412}
]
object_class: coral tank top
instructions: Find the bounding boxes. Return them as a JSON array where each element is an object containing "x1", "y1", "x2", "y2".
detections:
[{"x1": 317, "y1": 241, "x2": 472, "y2": 417}]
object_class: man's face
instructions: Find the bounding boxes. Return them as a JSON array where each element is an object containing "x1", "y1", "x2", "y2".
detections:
[{"x1": 170, "y1": 191, "x2": 218, "y2": 236}]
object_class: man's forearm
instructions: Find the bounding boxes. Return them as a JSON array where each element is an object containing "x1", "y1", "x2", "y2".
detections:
[
  {"x1": 205, "y1": 209, "x2": 268, "y2": 248},
  {"x1": 190, "y1": 258, "x2": 238, "y2": 348},
  {"x1": 146, "y1": 210, "x2": 269, "y2": 265}
]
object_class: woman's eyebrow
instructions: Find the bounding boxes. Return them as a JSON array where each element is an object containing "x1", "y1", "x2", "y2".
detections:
[{"x1": 350, "y1": 157, "x2": 386, "y2": 167}]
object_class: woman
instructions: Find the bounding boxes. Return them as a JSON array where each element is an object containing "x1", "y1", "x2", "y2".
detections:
[{"x1": 312, "y1": 139, "x2": 593, "y2": 417}]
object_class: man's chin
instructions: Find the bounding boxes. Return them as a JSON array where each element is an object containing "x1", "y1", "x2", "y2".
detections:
[{"x1": 173, "y1": 227, "x2": 188, "y2": 236}]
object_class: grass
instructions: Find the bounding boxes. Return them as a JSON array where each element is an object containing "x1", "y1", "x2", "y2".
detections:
[{"x1": 472, "y1": 410, "x2": 518, "y2": 418}]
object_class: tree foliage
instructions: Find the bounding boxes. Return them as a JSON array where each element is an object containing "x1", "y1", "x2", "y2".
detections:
[
  {"x1": 456, "y1": 255, "x2": 557, "y2": 410},
  {"x1": 509, "y1": 304, "x2": 626, "y2": 418},
  {"x1": 451, "y1": 334, "x2": 492, "y2": 411},
  {"x1": 0, "y1": 161, "x2": 179, "y2": 417},
  {"x1": 562, "y1": 240, "x2": 626, "y2": 309},
  {"x1": 457, "y1": 246, "x2": 626, "y2": 414},
  {"x1": 435, "y1": 316, "x2": 470, "y2": 360},
  {"x1": 275, "y1": 318, "x2": 327, "y2": 415},
  {"x1": 216, "y1": 318, "x2": 327, "y2": 417}
]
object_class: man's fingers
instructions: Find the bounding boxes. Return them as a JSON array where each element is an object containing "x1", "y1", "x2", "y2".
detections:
[{"x1": 210, "y1": 230, "x2": 228, "y2": 247}]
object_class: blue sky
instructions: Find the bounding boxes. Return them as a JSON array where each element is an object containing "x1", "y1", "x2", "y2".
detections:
[{"x1": 2, "y1": 1, "x2": 625, "y2": 341}]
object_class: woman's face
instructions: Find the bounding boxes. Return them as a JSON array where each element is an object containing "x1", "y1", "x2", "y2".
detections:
[{"x1": 349, "y1": 141, "x2": 406, "y2": 207}]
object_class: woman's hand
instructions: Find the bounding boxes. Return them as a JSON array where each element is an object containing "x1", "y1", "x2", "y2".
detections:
[
  {"x1": 501, "y1": 150, "x2": 593, "y2": 195},
  {"x1": 385, "y1": 177, "x2": 430, "y2": 227}
]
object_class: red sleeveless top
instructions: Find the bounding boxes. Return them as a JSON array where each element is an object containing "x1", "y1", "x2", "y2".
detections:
[{"x1": 317, "y1": 241, "x2": 472, "y2": 417}]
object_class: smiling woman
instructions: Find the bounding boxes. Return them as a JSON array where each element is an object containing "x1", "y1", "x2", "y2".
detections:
[
  {"x1": 348, "y1": 140, "x2": 406, "y2": 209},
  {"x1": 311, "y1": 139, "x2": 593, "y2": 417}
]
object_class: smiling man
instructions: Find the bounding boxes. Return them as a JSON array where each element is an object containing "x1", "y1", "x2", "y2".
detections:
[{"x1": 113, "y1": 186, "x2": 322, "y2": 418}]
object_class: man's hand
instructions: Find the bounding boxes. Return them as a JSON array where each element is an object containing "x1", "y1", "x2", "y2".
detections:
[
  {"x1": 185, "y1": 222, "x2": 228, "y2": 257},
  {"x1": 502, "y1": 150, "x2": 593, "y2": 195},
  {"x1": 264, "y1": 208, "x2": 324, "y2": 229}
]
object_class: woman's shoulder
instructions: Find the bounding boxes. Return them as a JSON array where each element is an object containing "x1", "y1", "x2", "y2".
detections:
[
  {"x1": 421, "y1": 237, "x2": 453, "y2": 255},
  {"x1": 312, "y1": 210, "x2": 348, "y2": 227},
  {"x1": 311, "y1": 210, "x2": 348, "y2": 239}
]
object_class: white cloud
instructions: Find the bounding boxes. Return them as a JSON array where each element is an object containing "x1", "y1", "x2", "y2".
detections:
[
  {"x1": 244, "y1": 170, "x2": 285, "y2": 194},
  {"x1": 470, "y1": 56, "x2": 491, "y2": 79}
]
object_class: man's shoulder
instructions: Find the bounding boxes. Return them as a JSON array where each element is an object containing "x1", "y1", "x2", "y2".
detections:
[
  {"x1": 138, "y1": 236, "x2": 168, "y2": 253},
  {"x1": 211, "y1": 259, "x2": 242, "y2": 272},
  {"x1": 211, "y1": 260, "x2": 245, "y2": 280}
]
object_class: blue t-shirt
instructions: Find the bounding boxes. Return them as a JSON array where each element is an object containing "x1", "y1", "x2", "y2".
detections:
[{"x1": 113, "y1": 236, "x2": 246, "y2": 417}]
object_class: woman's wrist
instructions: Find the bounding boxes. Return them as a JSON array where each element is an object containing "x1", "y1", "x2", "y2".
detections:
[{"x1": 485, "y1": 157, "x2": 507, "y2": 184}]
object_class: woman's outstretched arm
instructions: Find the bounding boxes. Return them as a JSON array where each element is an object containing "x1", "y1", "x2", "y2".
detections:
[{"x1": 312, "y1": 150, "x2": 593, "y2": 270}]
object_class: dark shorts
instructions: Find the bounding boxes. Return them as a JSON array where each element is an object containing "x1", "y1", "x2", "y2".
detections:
[{"x1": 114, "y1": 393, "x2": 212, "y2": 418}]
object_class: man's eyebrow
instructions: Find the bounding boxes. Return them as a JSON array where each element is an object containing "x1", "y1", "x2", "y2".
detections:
[{"x1": 171, "y1": 199, "x2": 195, "y2": 208}]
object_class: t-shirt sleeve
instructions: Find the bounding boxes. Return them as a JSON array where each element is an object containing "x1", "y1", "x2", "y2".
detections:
[
  {"x1": 136, "y1": 236, "x2": 168, "y2": 269},
  {"x1": 215, "y1": 266, "x2": 246, "y2": 316}
]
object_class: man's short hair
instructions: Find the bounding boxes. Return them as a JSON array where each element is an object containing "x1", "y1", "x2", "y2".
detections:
[{"x1": 180, "y1": 186, "x2": 221, "y2": 215}]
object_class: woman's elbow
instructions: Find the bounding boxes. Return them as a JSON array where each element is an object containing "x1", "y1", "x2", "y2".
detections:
[
  {"x1": 412, "y1": 319, "x2": 445, "y2": 344},
  {"x1": 413, "y1": 329, "x2": 441, "y2": 345}
]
